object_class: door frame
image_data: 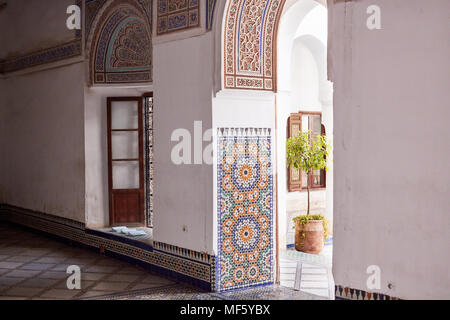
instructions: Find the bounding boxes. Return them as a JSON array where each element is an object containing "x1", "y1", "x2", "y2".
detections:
[
  {"x1": 107, "y1": 97, "x2": 145, "y2": 226},
  {"x1": 142, "y1": 92, "x2": 154, "y2": 227}
]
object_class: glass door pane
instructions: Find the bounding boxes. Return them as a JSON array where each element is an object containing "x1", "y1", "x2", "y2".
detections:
[
  {"x1": 111, "y1": 131, "x2": 139, "y2": 160},
  {"x1": 110, "y1": 100, "x2": 141, "y2": 190},
  {"x1": 312, "y1": 115, "x2": 321, "y2": 137},
  {"x1": 111, "y1": 101, "x2": 139, "y2": 130},
  {"x1": 312, "y1": 169, "x2": 324, "y2": 186},
  {"x1": 302, "y1": 115, "x2": 309, "y2": 132},
  {"x1": 112, "y1": 161, "x2": 140, "y2": 189}
]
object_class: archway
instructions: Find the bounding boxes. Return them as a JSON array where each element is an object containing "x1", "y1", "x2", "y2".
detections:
[
  {"x1": 213, "y1": 0, "x2": 333, "y2": 296},
  {"x1": 276, "y1": 1, "x2": 334, "y2": 298}
]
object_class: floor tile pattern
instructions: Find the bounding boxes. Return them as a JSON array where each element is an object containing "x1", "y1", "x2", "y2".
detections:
[
  {"x1": 0, "y1": 223, "x2": 175, "y2": 300},
  {"x1": 0, "y1": 223, "x2": 323, "y2": 300},
  {"x1": 86, "y1": 283, "x2": 323, "y2": 300}
]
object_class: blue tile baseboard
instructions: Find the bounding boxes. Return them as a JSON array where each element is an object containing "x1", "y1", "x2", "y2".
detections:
[
  {"x1": 85, "y1": 228, "x2": 154, "y2": 252},
  {"x1": 0, "y1": 203, "x2": 215, "y2": 292}
]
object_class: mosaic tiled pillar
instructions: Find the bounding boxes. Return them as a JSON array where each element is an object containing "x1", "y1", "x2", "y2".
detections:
[{"x1": 216, "y1": 128, "x2": 274, "y2": 292}]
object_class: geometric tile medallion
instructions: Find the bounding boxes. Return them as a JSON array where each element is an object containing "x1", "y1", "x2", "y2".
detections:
[
  {"x1": 157, "y1": 0, "x2": 200, "y2": 35},
  {"x1": 217, "y1": 131, "x2": 274, "y2": 291}
]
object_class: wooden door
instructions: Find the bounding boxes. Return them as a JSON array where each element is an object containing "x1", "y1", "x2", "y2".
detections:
[{"x1": 107, "y1": 97, "x2": 144, "y2": 226}]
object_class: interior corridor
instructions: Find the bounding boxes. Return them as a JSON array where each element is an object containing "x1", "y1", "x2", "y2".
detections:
[{"x1": 0, "y1": 223, "x2": 326, "y2": 300}]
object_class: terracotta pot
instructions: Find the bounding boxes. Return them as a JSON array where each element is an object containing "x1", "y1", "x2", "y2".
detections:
[{"x1": 294, "y1": 220, "x2": 325, "y2": 254}]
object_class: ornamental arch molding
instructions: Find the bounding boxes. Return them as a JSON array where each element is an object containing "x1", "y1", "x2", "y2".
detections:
[
  {"x1": 217, "y1": 0, "x2": 327, "y2": 93},
  {"x1": 86, "y1": 0, "x2": 152, "y2": 85}
]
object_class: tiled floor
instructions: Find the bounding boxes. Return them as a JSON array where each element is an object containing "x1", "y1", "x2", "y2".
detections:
[
  {"x1": 279, "y1": 244, "x2": 334, "y2": 299},
  {"x1": 0, "y1": 223, "x2": 178, "y2": 300},
  {"x1": 0, "y1": 223, "x2": 324, "y2": 300}
]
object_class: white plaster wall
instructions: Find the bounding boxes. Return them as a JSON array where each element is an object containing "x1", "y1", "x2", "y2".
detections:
[
  {"x1": 152, "y1": 33, "x2": 214, "y2": 254},
  {"x1": 0, "y1": 62, "x2": 86, "y2": 222},
  {"x1": 278, "y1": 0, "x2": 320, "y2": 92},
  {"x1": 0, "y1": 0, "x2": 77, "y2": 59},
  {"x1": 0, "y1": 0, "x2": 85, "y2": 222},
  {"x1": 83, "y1": 85, "x2": 152, "y2": 228},
  {"x1": 290, "y1": 40, "x2": 322, "y2": 108},
  {"x1": 330, "y1": 0, "x2": 450, "y2": 299}
]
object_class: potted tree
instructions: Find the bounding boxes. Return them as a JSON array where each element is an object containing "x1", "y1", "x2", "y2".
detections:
[{"x1": 286, "y1": 130, "x2": 331, "y2": 254}]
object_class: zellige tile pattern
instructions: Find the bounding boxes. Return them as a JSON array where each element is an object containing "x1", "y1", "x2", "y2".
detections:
[{"x1": 217, "y1": 132, "x2": 274, "y2": 291}]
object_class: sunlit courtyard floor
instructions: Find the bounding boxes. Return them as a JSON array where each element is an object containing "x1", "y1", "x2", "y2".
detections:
[{"x1": 279, "y1": 242, "x2": 334, "y2": 299}]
